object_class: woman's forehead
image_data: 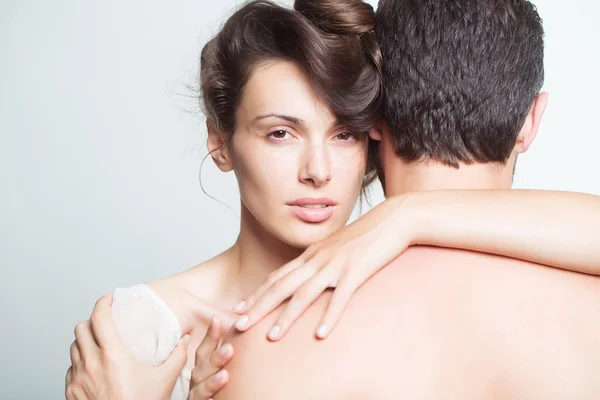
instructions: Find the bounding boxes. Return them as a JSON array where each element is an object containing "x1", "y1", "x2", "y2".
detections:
[{"x1": 239, "y1": 61, "x2": 336, "y2": 126}]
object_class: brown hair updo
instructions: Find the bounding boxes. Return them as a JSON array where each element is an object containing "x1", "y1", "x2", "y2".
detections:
[{"x1": 200, "y1": 0, "x2": 382, "y2": 191}]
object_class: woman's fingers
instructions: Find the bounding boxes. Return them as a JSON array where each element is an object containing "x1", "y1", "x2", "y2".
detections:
[
  {"x1": 65, "y1": 366, "x2": 73, "y2": 391},
  {"x1": 65, "y1": 382, "x2": 89, "y2": 400},
  {"x1": 266, "y1": 270, "x2": 334, "y2": 341},
  {"x1": 194, "y1": 316, "x2": 222, "y2": 367},
  {"x1": 234, "y1": 264, "x2": 319, "y2": 331},
  {"x1": 189, "y1": 369, "x2": 229, "y2": 400},
  {"x1": 193, "y1": 342, "x2": 234, "y2": 384},
  {"x1": 157, "y1": 335, "x2": 190, "y2": 389},
  {"x1": 89, "y1": 295, "x2": 120, "y2": 351},
  {"x1": 70, "y1": 341, "x2": 81, "y2": 365},
  {"x1": 190, "y1": 341, "x2": 234, "y2": 400},
  {"x1": 315, "y1": 276, "x2": 358, "y2": 339},
  {"x1": 235, "y1": 257, "x2": 305, "y2": 314},
  {"x1": 191, "y1": 315, "x2": 234, "y2": 394},
  {"x1": 74, "y1": 321, "x2": 98, "y2": 360},
  {"x1": 209, "y1": 343, "x2": 234, "y2": 373}
]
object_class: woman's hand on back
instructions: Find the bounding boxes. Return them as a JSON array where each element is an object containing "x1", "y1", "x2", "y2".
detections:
[
  {"x1": 232, "y1": 195, "x2": 417, "y2": 340},
  {"x1": 65, "y1": 295, "x2": 189, "y2": 400},
  {"x1": 188, "y1": 316, "x2": 234, "y2": 400}
]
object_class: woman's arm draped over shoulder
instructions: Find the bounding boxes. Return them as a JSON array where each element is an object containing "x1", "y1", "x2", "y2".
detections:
[
  {"x1": 234, "y1": 189, "x2": 600, "y2": 341},
  {"x1": 408, "y1": 190, "x2": 600, "y2": 275}
]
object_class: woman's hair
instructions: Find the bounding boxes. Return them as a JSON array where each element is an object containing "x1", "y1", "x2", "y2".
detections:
[{"x1": 199, "y1": 0, "x2": 382, "y2": 193}]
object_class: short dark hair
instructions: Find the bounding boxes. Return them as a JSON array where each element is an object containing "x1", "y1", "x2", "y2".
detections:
[
  {"x1": 200, "y1": 0, "x2": 383, "y2": 189},
  {"x1": 375, "y1": 0, "x2": 545, "y2": 167}
]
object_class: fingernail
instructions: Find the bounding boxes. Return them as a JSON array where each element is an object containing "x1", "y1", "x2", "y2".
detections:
[
  {"x1": 233, "y1": 301, "x2": 246, "y2": 313},
  {"x1": 316, "y1": 324, "x2": 328, "y2": 338},
  {"x1": 268, "y1": 325, "x2": 281, "y2": 340},
  {"x1": 235, "y1": 315, "x2": 249, "y2": 330},
  {"x1": 218, "y1": 344, "x2": 231, "y2": 357},
  {"x1": 213, "y1": 370, "x2": 226, "y2": 382},
  {"x1": 181, "y1": 334, "x2": 190, "y2": 344}
]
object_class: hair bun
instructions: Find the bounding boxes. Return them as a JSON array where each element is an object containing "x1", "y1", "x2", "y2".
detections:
[{"x1": 294, "y1": 0, "x2": 375, "y2": 35}]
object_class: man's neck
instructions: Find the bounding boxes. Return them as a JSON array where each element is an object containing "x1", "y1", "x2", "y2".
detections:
[{"x1": 384, "y1": 157, "x2": 515, "y2": 195}]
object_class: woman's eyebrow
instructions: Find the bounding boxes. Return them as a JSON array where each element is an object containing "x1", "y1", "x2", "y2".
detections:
[
  {"x1": 252, "y1": 114, "x2": 304, "y2": 125},
  {"x1": 330, "y1": 120, "x2": 342, "y2": 129},
  {"x1": 252, "y1": 114, "x2": 342, "y2": 130}
]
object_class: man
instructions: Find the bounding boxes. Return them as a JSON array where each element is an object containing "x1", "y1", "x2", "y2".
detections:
[{"x1": 214, "y1": 0, "x2": 600, "y2": 398}]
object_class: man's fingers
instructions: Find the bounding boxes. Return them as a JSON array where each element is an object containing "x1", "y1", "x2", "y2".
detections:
[
  {"x1": 192, "y1": 343, "x2": 234, "y2": 387},
  {"x1": 89, "y1": 295, "x2": 121, "y2": 350},
  {"x1": 194, "y1": 316, "x2": 222, "y2": 366},
  {"x1": 235, "y1": 257, "x2": 305, "y2": 314},
  {"x1": 267, "y1": 271, "x2": 332, "y2": 341},
  {"x1": 189, "y1": 369, "x2": 229, "y2": 400},
  {"x1": 234, "y1": 265, "x2": 318, "y2": 331},
  {"x1": 316, "y1": 277, "x2": 358, "y2": 339}
]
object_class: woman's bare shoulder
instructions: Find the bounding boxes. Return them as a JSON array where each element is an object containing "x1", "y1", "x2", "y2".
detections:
[
  {"x1": 144, "y1": 250, "x2": 233, "y2": 333},
  {"x1": 148, "y1": 251, "x2": 229, "y2": 298}
]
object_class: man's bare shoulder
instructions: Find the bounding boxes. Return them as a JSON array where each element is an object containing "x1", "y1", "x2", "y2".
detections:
[
  {"x1": 217, "y1": 247, "x2": 600, "y2": 400},
  {"x1": 217, "y1": 290, "x2": 367, "y2": 400}
]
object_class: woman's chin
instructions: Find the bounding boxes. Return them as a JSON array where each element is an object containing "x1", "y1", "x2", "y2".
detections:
[{"x1": 279, "y1": 222, "x2": 341, "y2": 249}]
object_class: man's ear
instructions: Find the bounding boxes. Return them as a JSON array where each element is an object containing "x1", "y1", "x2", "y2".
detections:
[
  {"x1": 206, "y1": 120, "x2": 233, "y2": 172},
  {"x1": 514, "y1": 92, "x2": 549, "y2": 154},
  {"x1": 368, "y1": 120, "x2": 387, "y2": 141}
]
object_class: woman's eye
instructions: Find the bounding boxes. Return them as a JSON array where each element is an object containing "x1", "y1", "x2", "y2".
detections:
[
  {"x1": 335, "y1": 132, "x2": 355, "y2": 141},
  {"x1": 268, "y1": 130, "x2": 290, "y2": 140}
]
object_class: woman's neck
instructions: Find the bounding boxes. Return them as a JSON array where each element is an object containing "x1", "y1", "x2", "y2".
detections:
[{"x1": 225, "y1": 204, "x2": 304, "y2": 299}]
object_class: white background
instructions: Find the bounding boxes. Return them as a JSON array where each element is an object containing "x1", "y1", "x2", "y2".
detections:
[{"x1": 1, "y1": 0, "x2": 598, "y2": 398}]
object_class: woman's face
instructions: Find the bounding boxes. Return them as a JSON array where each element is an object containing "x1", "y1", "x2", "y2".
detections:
[{"x1": 221, "y1": 61, "x2": 368, "y2": 248}]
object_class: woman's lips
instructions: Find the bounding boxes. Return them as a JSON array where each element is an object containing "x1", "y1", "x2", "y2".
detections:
[
  {"x1": 289, "y1": 205, "x2": 336, "y2": 223},
  {"x1": 287, "y1": 197, "x2": 337, "y2": 223}
]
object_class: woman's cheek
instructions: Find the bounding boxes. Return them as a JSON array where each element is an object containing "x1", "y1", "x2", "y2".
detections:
[
  {"x1": 237, "y1": 147, "x2": 298, "y2": 208},
  {"x1": 334, "y1": 147, "x2": 367, "y2": 187}
]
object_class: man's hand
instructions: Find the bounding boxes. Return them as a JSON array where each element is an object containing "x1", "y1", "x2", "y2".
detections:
[
  {"x1": 189, "y1": 316, "x2": 234, "y2": 400},
  {"x1": 65, "y1": 295, "x2": 189, "y2": 400}
]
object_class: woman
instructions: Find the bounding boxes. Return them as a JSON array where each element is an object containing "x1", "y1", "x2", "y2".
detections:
[{"x1": 65, "y1": 1, "x2": 600, "y2": 400}]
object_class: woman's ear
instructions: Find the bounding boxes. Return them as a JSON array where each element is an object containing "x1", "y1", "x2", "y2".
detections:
[{"x1": 206, "y1": 120, "x2": 233, "y2": 172}]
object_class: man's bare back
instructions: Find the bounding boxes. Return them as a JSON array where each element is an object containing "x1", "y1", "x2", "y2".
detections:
[{"x1": 216, "y1": 247, "x2": 600, "y2": 399}]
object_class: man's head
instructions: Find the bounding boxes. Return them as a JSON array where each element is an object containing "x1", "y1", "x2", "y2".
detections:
[{"x1": 373, "y1": 0, "x2": 548, "y2": 193}]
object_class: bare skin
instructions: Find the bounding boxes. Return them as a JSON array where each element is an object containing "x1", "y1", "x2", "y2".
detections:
[
  {"x1": 216, "y1": 246, "x2": 600, "y2": 400},
  {"x1": 213, "y1": 82, "x2": 600, "y2": 399},
  {"x1": 65, "y1": 59, "x2": 600, "y2": 400},
  {"x1": 144, "y1": 252, "x2": 239, "y2": 375},
  {"x1": 144, "y1": 236, "x2": 295, "y2": 375}
]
